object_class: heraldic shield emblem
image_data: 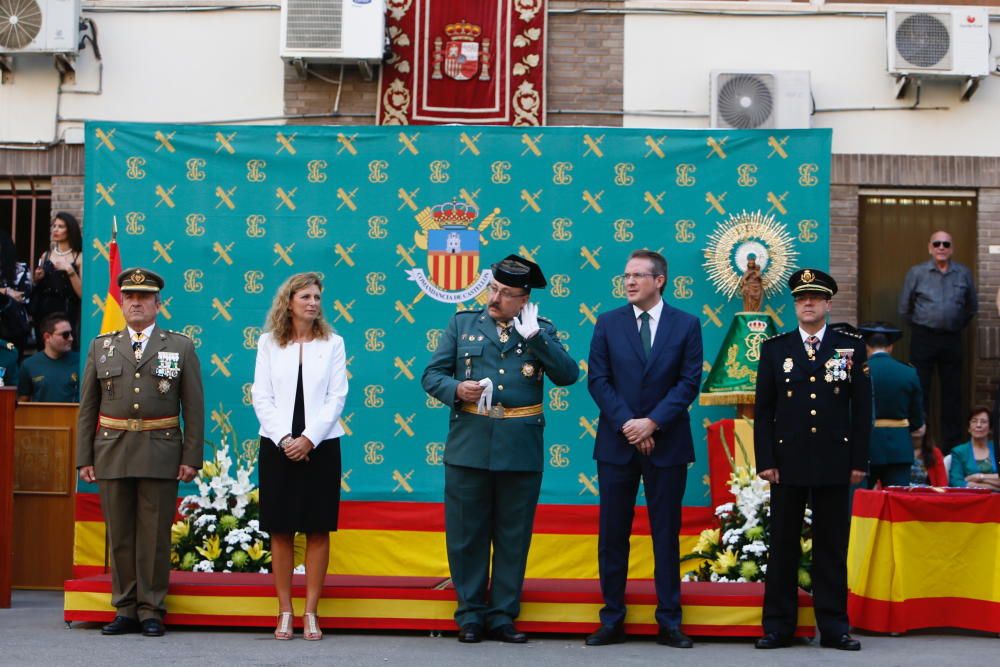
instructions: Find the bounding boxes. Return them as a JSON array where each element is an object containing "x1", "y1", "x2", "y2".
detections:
[
  {"x1": 406, "y1": 199, "x2": 493, "y2": 303},
  {"x1": 432, "y1": 20, "x2": 491, "y2": 82}
]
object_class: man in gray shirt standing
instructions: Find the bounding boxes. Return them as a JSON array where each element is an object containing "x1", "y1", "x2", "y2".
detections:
[{"x1": 898, "y1": 230, "x2": 977, "y2": 452}]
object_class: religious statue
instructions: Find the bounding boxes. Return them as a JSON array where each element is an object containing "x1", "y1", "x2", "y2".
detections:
[{"x1": 739, "y1": 255, "x2": 763, "y2": 312}]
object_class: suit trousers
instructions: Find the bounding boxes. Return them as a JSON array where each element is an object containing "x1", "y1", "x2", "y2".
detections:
[
  {"x1": 910, "y1": 325, "x2": 963, "y2": 452},
  {"x1": 99, "y1": 477, "x2": 179, "y2": 621},
  {"x1": 763, "y1": 483, "x2": 850, "y2": 639},
  {"x1": 597, "y1": 458, "x2": 687, "y2": 629},
  {"x1": 444, "y1": 463, "x2": 542, "y2": 630}
]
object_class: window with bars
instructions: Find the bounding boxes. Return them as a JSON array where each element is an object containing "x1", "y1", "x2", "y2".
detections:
[{"x1": 0, "y1": 178, "x2": 53, "y2": 269}]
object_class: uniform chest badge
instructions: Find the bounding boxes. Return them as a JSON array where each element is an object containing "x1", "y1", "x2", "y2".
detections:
[
  {"x1": 783, "y1": 358, "x2": 793, "y2": 373},
  {"x1": 102, "y1": 338, "x2": 112, "y2": 350},
  {"x1": 157, "y1": 378, "x2": 172, "y2": 394},
  {"x1": 521, "y1": 362, "x2": 536, "y2": 377},
  {"x1": 100, "y1": 355, "x2": 107, "y2": 363},
  {"x1": 154, "y1": 351, "x2": 181, "y2": 379}
]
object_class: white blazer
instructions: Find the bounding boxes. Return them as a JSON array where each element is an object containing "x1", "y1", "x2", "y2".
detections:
[{"x1": 252, "y1": 332, "x2": 348, "y2": 447}]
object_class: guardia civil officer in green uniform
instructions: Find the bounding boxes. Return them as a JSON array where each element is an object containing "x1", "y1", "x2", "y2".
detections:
[
  {"x1": 754, "y1": 269, "x2": 872, "y2": 652},
  {"x1": 0, "y1": 338, "x2": 16, "y2": 388},
  {"x1": 859, "y1": 322, "x2": 925, "y2": 488},
  {"x1": 77, "y1": 268, "x2": 205, "y2": 638},
  {"x1": 422, "y1": 254, "x2": 579, "y2": 644}
]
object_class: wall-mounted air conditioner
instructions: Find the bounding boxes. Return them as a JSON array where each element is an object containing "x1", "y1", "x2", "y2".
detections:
[
  {"x1": 0, "y1": 0, "x2": 79, "y2": 54},
  {"x1": 887, "y1": 6, "x2": 990, "y2": 78},
  {"x1": 710, "y1": 71, "x2": 811, "y2": 130},
  {"x1": 280, "y1": 0, "x2": 386, "y2": 64}
]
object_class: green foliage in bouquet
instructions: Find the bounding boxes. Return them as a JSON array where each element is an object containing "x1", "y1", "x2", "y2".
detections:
[
  {"x1": 170, "y1": 406, "x2": 271, "y2": 573},
  {"x1": 681, "y1": 424, "x2": 813, "y2": 590}
]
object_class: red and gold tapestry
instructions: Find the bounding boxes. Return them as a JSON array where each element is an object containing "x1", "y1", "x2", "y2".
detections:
[{"x1": 378, "y1": 0, "x2": 546, "y2": 125}]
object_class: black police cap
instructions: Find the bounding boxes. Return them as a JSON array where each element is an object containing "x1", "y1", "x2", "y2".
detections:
[{"x1": 491, "y1": 254, "x2": 546, "y2": 290}]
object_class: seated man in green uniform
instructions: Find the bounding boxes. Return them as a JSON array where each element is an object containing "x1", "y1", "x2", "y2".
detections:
[
  {"x1": 18, "y1": 313, "x2": 79, "y2": 402},
  {"x1": 859, "y1": 322, "x2": 925, "y2": 488},
  {"x1": 0, "y1": 337, "x2": 17, "y2": 388},
  {"x1": 422, "y1": 254, "x2": 579, "y2": 644}
]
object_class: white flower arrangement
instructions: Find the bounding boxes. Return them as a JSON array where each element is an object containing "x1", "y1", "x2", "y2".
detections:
[
  {"x1": 681, "y1": 427, "x2": 813, "y2": 590},
  {"x1": 170, "y1": 415, "x2": 271, "y2": 574}
]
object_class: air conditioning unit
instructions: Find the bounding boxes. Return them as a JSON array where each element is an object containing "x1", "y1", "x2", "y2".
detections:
[
  {"x1": 710, "y1": 71, "x2": 811, "y2": 130},
  {"x1": 280, "y1": 0, "x2": 386, "y2": 64},
  {"x1": 0, "y1": 0, "x2": 79, "y2": 54},
  {"x1": 887, "y1": 6, "x2": 990, "y2": 78}
]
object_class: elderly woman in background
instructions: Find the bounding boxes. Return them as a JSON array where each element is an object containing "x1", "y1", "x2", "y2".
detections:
[
  {"x1": 948, "y1": 407, "x2": 999, "y2": 490},
  {"x1": 252, "y1": 273, "x2": 348, "y2": 640}
]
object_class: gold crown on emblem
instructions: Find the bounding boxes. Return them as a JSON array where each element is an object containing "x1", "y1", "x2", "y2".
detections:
[
  {"x1": 801, "y1": 269, "x2": 815, "y2": 283},
  {"x1": 432, "y1": 200, "x2": 479, "y2": 227},
  {"x1": 747, "y1": 319, "x2": 768, "y2": 333},
  {"x1": 444, "y1": 20, "x2": 482, "y2": 41}
]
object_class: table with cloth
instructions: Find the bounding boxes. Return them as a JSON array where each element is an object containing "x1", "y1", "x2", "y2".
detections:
[{"x1": 847, "y1": 487, "x2": 1000, "y2": 634}]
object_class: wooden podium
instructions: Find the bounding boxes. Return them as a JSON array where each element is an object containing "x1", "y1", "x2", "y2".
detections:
[{"x1": 0, "y1": 388, "x2": 15, "y2": 608}]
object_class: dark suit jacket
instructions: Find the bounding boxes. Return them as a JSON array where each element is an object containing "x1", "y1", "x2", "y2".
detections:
[
  {"x1": 754, "y1": 329, "x2": 872, "y2": 486},
  {"x1": 588, "y1": 302, "x2": 703, "y2": 467}
]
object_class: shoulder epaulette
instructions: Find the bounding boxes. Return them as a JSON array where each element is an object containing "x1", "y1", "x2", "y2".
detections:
[
  {"x1": 97, "y1": 330, "x2": 117, "y2": 338},
  {"x1": 167, "y1": 329, "x2": 191, "y2": 339},
  {"x1": 456, "y1": 309, "x2": 481, "y2": 318},
  {"x1": 537, "y1": 315, "x2": 553, "y2": 324},
  {"x1": 4, "y1": 341, "x2": 14, "y2": 351},
  {"x1": 763, "y1": 330, "x2": 794, "y2": 343}
]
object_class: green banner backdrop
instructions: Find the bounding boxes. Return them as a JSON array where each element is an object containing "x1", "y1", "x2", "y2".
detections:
[{"x1": 81, "y1": 122, "x2": 831, "y2": 507}]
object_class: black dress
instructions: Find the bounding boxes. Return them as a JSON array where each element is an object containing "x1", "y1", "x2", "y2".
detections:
[{"x1": 259, "y1": 361, "x2": 341, "y2": 533}]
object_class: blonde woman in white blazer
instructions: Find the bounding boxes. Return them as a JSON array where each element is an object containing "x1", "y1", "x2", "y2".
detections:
[{"x1": 252, "y1": 272, "x2": 348, "y2": 641}]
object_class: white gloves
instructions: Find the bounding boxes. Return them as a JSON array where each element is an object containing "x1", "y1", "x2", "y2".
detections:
[
  {"x1": 513, "y1": 302, "x2": 540, "y2": 340},
  {"x1": 476, "y1": 377, "x2": 494, "y2": 414}
]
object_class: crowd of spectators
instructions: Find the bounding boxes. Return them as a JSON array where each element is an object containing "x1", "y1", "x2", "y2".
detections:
[{"x1": 0, "y1": 212, "x2": 83, "y2": 400}]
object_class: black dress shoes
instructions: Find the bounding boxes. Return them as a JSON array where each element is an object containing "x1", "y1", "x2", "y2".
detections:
[
  {"x1": 457, "y1": 623, "x2": 483, "y2": 643},
  {"x1": 141, "y1": 618, "x2": 165, "y2": 637},
  {"x1": 584, "y1": 623, "x2": 626, "y2": 646},
  {"x1": 656, "y1": 626, "x2": 693, "y2": 648},
  {"x1": 488, "y1": 624, "x2": 527, "y2": 643},
  {"x1": 820, "y1": 633, "x2": 861, "y2": 651},
  {"x1": 754, "y1": 632, "x2": 794, "y2": 649},
  {"x1": 101, "y1": 616, "x2": 141, "y2": 635}
]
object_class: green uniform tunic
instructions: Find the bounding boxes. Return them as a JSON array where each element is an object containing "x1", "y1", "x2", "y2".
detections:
[{"x1": 422, "y1": 308, "x2": 578, "y2": 630}]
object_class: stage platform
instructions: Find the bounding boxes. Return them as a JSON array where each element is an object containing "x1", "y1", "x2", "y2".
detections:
[{"x1": 64, "y1": 573, "x2": 815, "y2": 637}]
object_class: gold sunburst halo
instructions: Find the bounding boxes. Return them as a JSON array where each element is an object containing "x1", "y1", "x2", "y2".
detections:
[{"x1": 702, "y1": 210, "x2": 798, "y2": 300}]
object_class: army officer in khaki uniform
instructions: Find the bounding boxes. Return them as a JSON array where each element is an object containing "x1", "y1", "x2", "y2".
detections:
[
  {"x1": 77, "y1": 268, "x2": 204, "y2": 637},
  {"x1": 422, "y1": 254, "x2": 579, "y2": 644}
]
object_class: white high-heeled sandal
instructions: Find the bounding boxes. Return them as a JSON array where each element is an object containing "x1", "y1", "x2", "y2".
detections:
[
  {"x1": 303, "y1": 612, "x2": 323, "y2": 641},
  {"x1": 274, "y1": 611, "x2": 293, "y2": 640}
]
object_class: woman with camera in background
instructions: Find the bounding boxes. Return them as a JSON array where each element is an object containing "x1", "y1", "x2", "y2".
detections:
[{"x1": 33, "y1": 212, "x2": 82, "y2": 350}]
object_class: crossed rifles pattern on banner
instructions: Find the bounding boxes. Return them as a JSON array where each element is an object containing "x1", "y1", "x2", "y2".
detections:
[{"x1": 85, "y1": 124, "x2": 830, "y2": 505}]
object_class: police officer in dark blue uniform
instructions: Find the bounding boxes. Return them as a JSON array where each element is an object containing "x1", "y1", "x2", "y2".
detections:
[{"x1": 753, "y1": 269, "x2": 872, "y2": 651}]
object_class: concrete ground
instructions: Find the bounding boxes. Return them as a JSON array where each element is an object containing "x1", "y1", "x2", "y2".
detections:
[{"x1": 0, "y1": 590, "x2": 996, "y2": 666}]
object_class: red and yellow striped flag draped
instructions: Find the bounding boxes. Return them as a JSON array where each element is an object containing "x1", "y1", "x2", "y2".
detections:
[{"x1": 99, "y1": 238, "x2": 125, "y2": 333}]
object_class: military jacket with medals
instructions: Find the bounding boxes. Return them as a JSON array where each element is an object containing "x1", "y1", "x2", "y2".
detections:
[
  {"x1": 753, "y1": 328, "x2": 872, "y2": 486},
  {"x1": 77, "y1": 325, "x2": 205, "y2": 479},
  {"x1": 422, "y1": 308, "x2": 579, "y2": 472}
]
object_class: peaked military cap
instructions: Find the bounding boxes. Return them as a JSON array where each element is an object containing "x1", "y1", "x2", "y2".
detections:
[
  {"x1": 788, "y1": 268, "x2": 837, "y2": 298},
  {"x1": 859, "y1": 321, "x2": 903, "y2": 345},
  {"x1": 118, "y1": 267, "x2": 164, "y2": 293},
  {"x1": 491, "y1": 254, "x2": 547, "y2": 290},
  {"x1": 829, "y1": 322, "x2": 860, "y2": 337}
]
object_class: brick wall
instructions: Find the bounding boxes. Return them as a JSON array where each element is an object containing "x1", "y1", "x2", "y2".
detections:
[
  {"x1": 51, "y1": 176, "x2": 84, "y2": 228},
  {"x1": 282, "y1": 1, "x2": 625, "y2": 127},
  {"x1": 975, "y1": 188, "x2": 1000, "y2": 403},
  {"x1": 828, "y1": 185, "x2": 859, "y2": 324}
]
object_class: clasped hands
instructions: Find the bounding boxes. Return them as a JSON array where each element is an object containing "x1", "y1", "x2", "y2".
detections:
[
  {"x1": 623, "y1": 417, "x2": 657, "y2": 456},
  {"x1": 280, "y1": 435, "x2": 314, "y2": 462}
]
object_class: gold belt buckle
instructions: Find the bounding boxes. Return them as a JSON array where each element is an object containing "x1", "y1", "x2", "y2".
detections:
[
  {"x1": 488, "y1": 403, "x2": 505, "y2": 419},
  {"x1": 127, "y1": 418, "x2": 142, "y2": 432}
]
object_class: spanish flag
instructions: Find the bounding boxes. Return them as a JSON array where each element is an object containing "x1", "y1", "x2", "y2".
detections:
[{"x1": 99, "y1": 225, "x2": 125, "y2": 334}]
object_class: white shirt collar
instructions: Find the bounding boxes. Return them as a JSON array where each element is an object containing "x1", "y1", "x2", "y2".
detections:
[
  {"x1": 799, "y1": 324, "x2": 827, "y2": 343},
  {"x1": 632, "y1": 298, "x2": 664, "y2": 321},
  {"x1": 127, "y1": 324, "x2": 155, "y2": 341}
]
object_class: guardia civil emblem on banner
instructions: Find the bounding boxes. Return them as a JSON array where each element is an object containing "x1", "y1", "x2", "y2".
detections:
[{"x1": 406, "y1": 200, "x2": 492, "y2": 302}]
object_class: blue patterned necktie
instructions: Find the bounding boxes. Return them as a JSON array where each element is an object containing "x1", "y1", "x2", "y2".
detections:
[{"x1": 639, "y1": 312, "x2": 652, "y2": 359}]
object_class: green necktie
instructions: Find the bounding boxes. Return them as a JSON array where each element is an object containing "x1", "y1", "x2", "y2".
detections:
[{"x1": 639, "y1": 311, "x2": 652, "y2": 358}]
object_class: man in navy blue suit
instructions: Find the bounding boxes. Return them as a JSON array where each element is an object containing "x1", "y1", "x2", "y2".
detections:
[{"x1": 584, "y1": 249, "x2": 703, "y2": 648}]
